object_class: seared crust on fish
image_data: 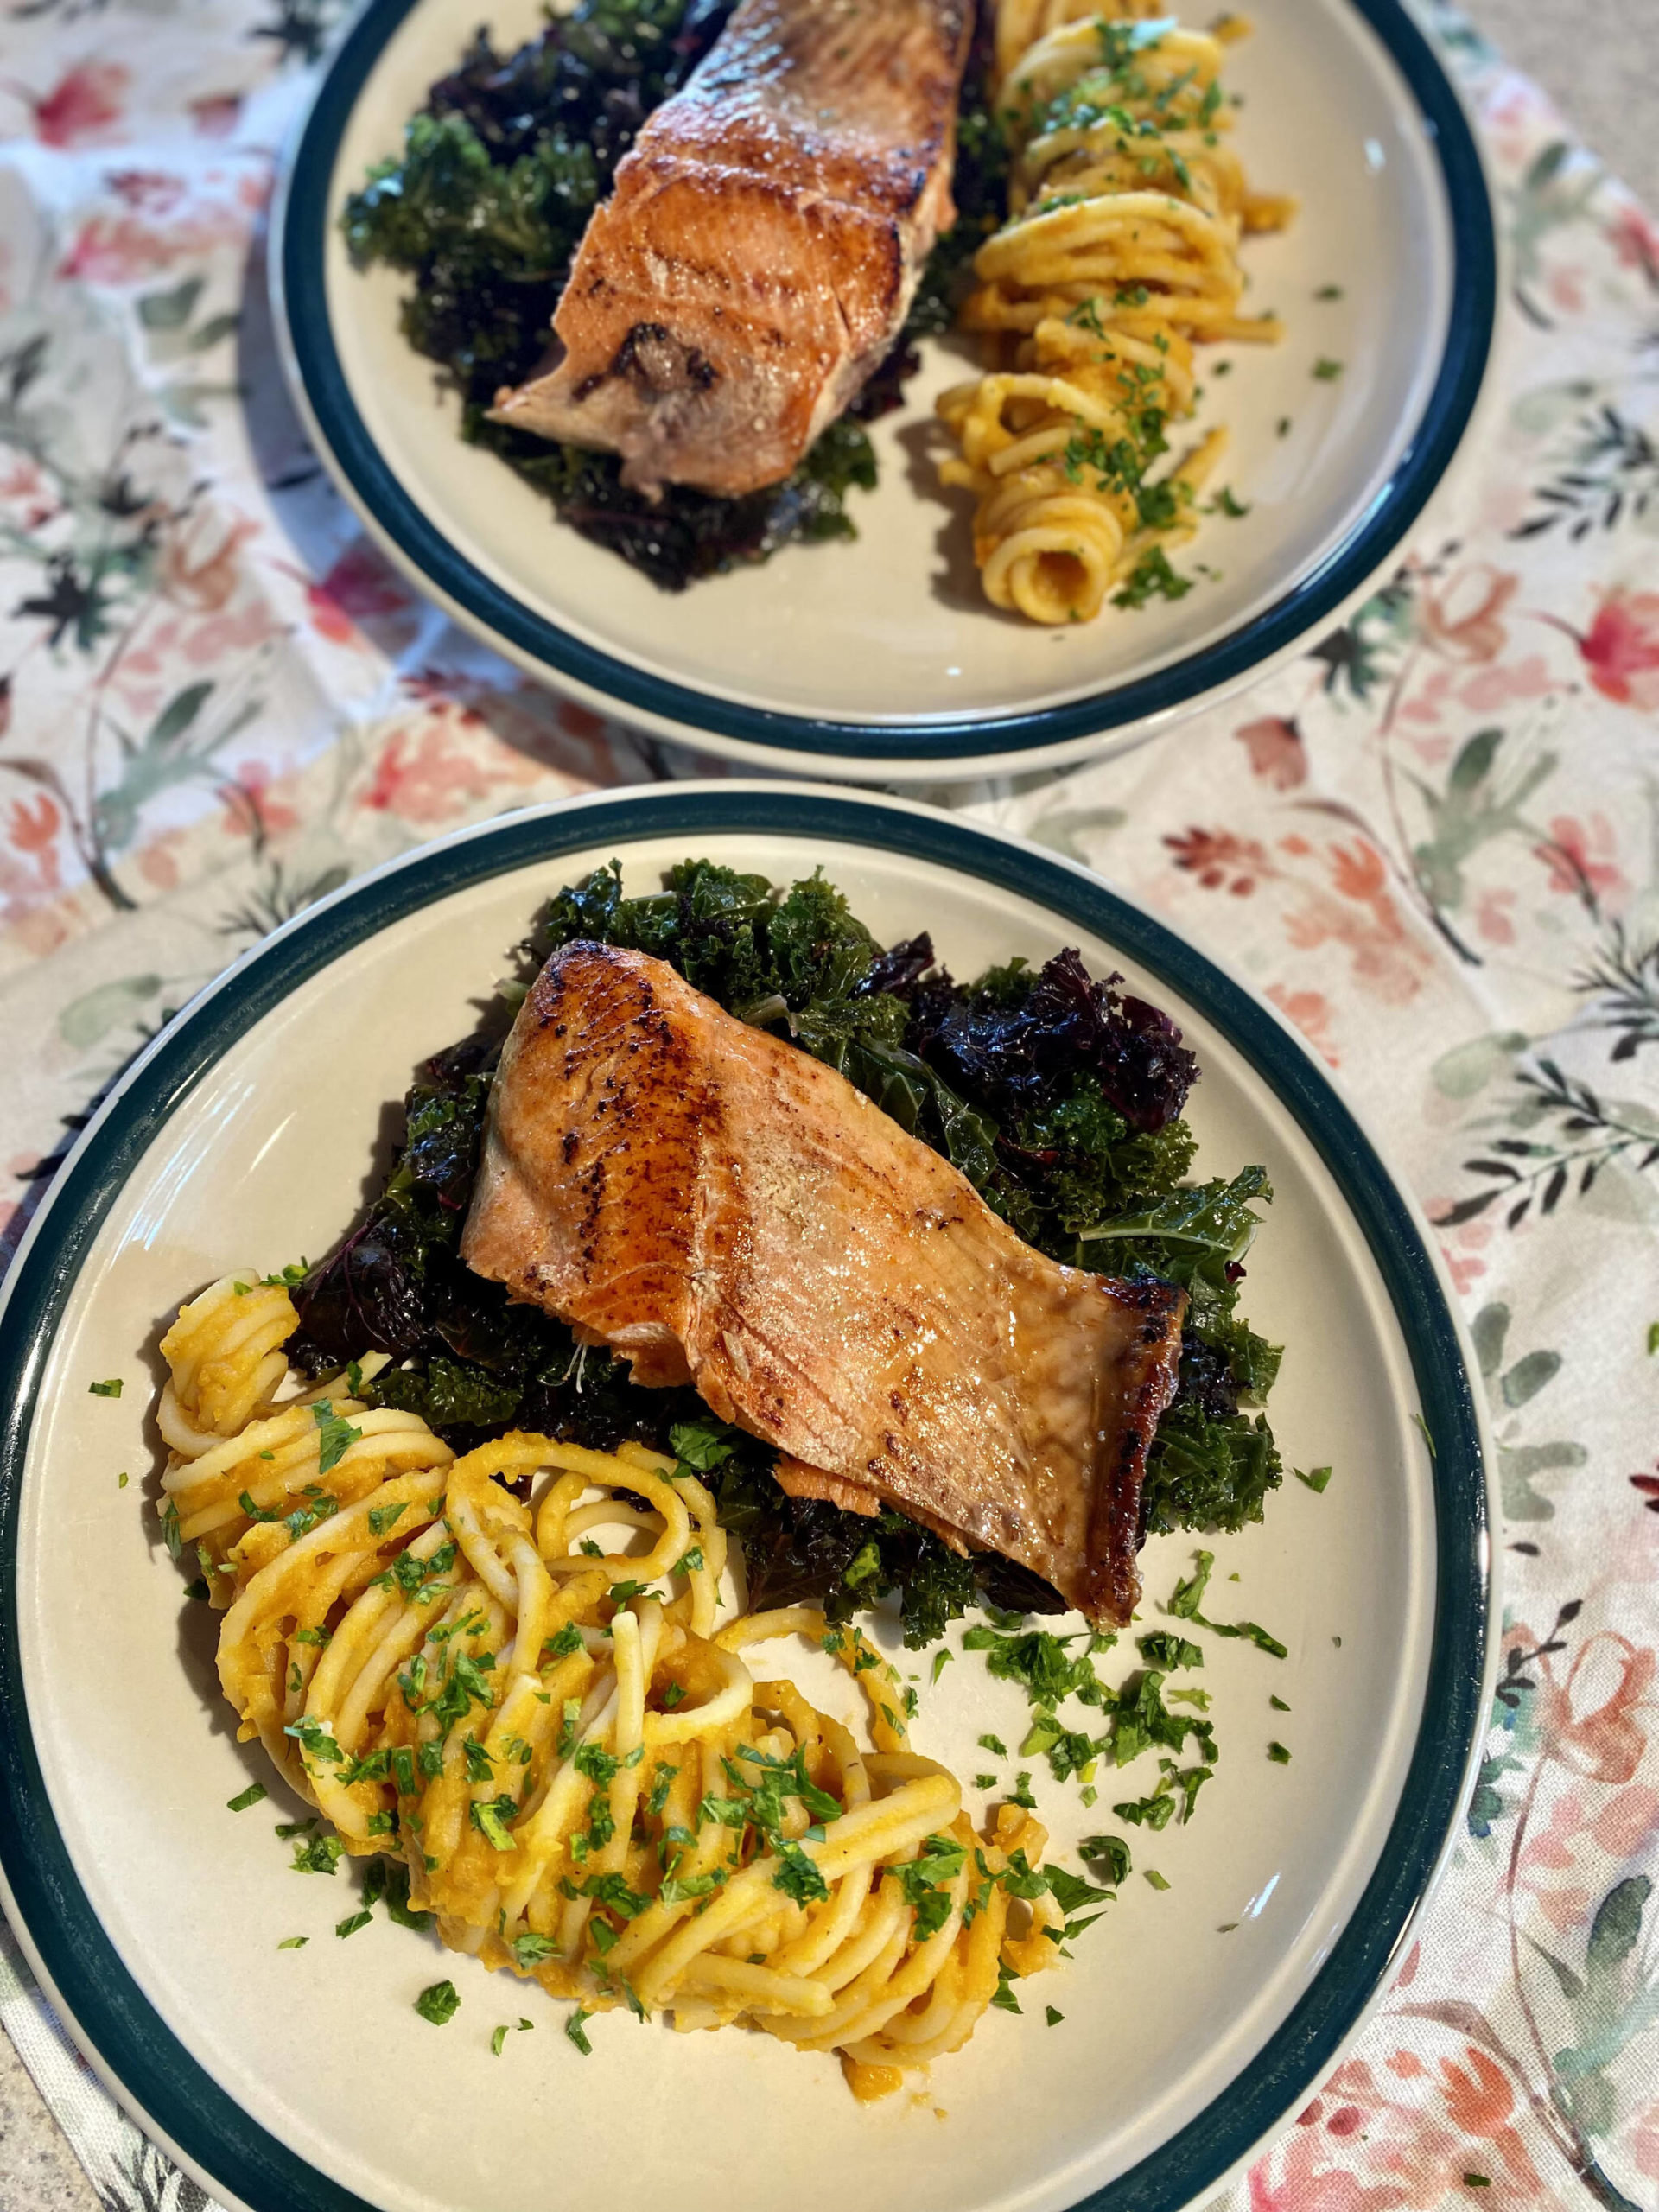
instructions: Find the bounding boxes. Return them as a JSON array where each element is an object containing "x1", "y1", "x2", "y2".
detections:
[
  {"x1": 462, "y1": 941, "x2": 1186, "y2": 1626},
  {"x1": 490, "y1": 0, "x2": 973, "y2": 497}
]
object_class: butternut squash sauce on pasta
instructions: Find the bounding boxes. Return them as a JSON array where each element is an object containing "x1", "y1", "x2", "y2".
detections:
[
  {"x1": 158, "y1": 1274, "x2": 1063, "y2": 2093},
  {"x1": 938, "y1": 2, "x2": 1294, "y2": 625}
]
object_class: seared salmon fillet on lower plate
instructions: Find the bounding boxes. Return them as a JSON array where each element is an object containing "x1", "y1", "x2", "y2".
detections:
[
  {"x1": 462, "y1": 941, "x2": 1187, "y2": 1627},
  {"x1": 490, "y1": 0, "x2": 973, "y2": 497}
]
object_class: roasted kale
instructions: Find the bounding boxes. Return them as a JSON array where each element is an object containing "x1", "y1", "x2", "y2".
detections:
[{"x1": 293, "y1": 858, "x2": 1283, "y2": 1645}]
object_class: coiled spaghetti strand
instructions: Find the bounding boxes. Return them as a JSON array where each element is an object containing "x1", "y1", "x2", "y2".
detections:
[{"x1": 939, "y1": 5, "x2": 1292, "y2": 624}]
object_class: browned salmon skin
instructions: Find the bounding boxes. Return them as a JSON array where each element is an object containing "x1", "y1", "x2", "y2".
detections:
[
  {"x1": 462, "y1": 941, "x2": 1186, "y2": 1626},
  {"x1": 490, "y1": 0, "x2": 972, "y2": 497}
]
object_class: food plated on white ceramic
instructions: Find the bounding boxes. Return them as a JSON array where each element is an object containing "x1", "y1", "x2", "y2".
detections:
[{"x1": 0, "y1": 785, "x2": 1493, "y2": 2212}]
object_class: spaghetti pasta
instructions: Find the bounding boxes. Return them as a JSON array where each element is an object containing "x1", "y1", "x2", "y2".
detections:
[
  {"x1": 156, "y1": 1279, "x2": 1061, "y2": 2091},
  {"x1": 938, "y1": 3, "x2": 1294, "y2": 624}
]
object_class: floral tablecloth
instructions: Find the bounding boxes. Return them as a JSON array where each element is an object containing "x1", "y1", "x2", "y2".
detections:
[{"x1": 3, "y1": 2, "x2": 1657, "y2": 2207}]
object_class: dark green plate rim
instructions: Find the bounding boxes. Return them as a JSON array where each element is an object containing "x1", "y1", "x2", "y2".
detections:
[
  {"x1": 276, "y1": 0, "x2": 1497, "y2": 766},
  {"x1": 0, "y1": 787, "x2": 1487, "y2": 2212}
]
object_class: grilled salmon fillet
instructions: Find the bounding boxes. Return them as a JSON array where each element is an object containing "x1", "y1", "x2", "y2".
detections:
[
  {"x1": 489, "y1": 0, "x2": 973, "y2": 497},
  {"x1": 462, "y1": 942, "x2": 1186, "y2": 1626}
]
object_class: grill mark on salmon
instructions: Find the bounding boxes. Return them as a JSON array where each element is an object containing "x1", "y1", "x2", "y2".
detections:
[
  {"x1": 489, "y1": 0, "x2": 973, "y2": 496},
  {"x1": 462, "y1": 942, "x2": 1186, "y2": 1627}
]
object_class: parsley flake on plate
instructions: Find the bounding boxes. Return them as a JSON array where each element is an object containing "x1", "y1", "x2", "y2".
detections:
[
  {"x1": 1168, "y1": 1551, "x2": 1287, "y2": 1657},
  {"x1": 290, "y1": 1834, "x2": 343, "y2": 1876},
  {"x1": 415, "y1": 1979, "x2": 461, "y2": 2025},
  {"x1": 565, "y1": 2007, "x2": 594, "y2": 2055},
  {"x1": 226, "y1": 1783, "x2": 267, "y2": 1813},
  {"x1": 88, "y1": 1378, "x2": 123, "y2": 1397}
]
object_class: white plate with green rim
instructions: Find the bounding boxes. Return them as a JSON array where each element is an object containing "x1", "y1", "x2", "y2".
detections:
[
  {"x1": 272, "y1": 0, "x2": 1497, "y2": 780},
  {"x1": 0, "y1": 783, "x2": 1492, "y2": 2212}
]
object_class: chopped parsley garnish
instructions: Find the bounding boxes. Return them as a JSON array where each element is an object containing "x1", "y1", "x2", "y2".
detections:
[
  {"x1": 930, "y1": 1648, "x2": 953, "y2": 1686},
  {"x1": 773, "y1": 1841, "x2": 830, "y2": 1905},
  {"x1": 1145, "y1": 1870, "x2": 1171, "y2": 1891},
  {"x1": 1114, "y1": 1790, "x2": 1175, "y2": 1830},
  {"x1": 1046, "y1": 2006, "x2": 1064, "y2": 2026},
  {"x1": 573, "y1": 1740, "x2": 642, "y2": 1787},
  {"x1": 1295, "y1": 1465, "x2": 1332, "y2": 1492},
  {"x1": 415, "y1": 1979, "x2": 461, "y2": 2025},
  {"x1": 541, "y1": 1621, "x2": 584, "y2": 1662},
  {"x1": 585, "y1": 1872, "x2": 651, "y2": 1921},
  {"x1": 367, "y1": 1501, "x2": 409, "y2": 1536},
  {"x1": 669, "y1": 1420, "x2": 735, "y2": 1471},
  {"x1": 277, "y1": 1936, "x2": 308, "y2": 1949},
  {"x1": 1137, "y1": 1632, "x2": 1203, "y2": 1671},
  {"x1": 1207, "y1": 486, "x2": 1249, "y2": 518},
  {"x1": 646, "y1": 1764, "x2": 678, "y2": 1817},
  {"x1": 672, "y1": 1546, "x2": 704, "y2": 1575},
  {"x1": 161, "y1": 1498, "x2": 182, "y2": 1561},
  {"x1": 1270, "y1": 1694, "x2": 1291, "y2": 1713},
  {"x1": 1168, "y1": 1552, "x2": 1287, "y2": 1657},
  {"x1": 1009, "y1": 1771, "x2": 1037, "y2": 1808},
  {"x1": 1268, "y1": 1741, "x2": 1292, "y2": 1764},
  {"x1": 491, "y1": 2024, "x2": 510, "y2": 2056},
  {"x1": 660, "y1": 1871, "x2": 727, "y2": 1906},
  {"x1": 1111, "y1": 1669, "x2": 1214, "y2": 1767},
  {"x1": 290, "y1": 1834, "x2": 343, "y2": 1876},
  {"x1": 261, "y1": 1261, "x2": 309, "y2": 1287},
  {"x1": 512, "y1": 1931, "x2": 559, "y2": 1969},
  {"x1": 1112, "y1": 547, "x2": 1192, "y2": 609},
  {"x1": 565, "y1": 2007, "x2": 594, "y2": 2055},
  {"x1": 312, "y1": 1401, "x2": 362, "y2": 1475},
  {"x1": 978, "y1": 1734, "x2": 1008, "y2": 1758},
  {"x1": 284, "y1": 1715, "x2": 346, "y2": 1766},
  {"x1": 88, "y1": 1378, "x2": 123, "y2": 1397},
  {"x1": 963, "y1": 1626, "x2": 1107, "y2": 1708},
  {"x1": 226, "y1": 1782, "x2": 268, "y2": 1813},
  {"x1": 1312, "y1": 357, "x2": 1344, "y2": 381},
  {"x1": 889, "y1": 1834, "x2": 967, "y2": 1941},
  {"x1": 1080, "y1": 1835, "x2": 1132, "y2": 1885},
  {"x1": 118, "y1": 1471, "x2": 129, "y2": 1487},
  {"x1": 334, "y1": 1909, "x2": 373, "y2": 1938},
  {"x1": 471, "y1": 1796, "x2": 519, "y2": 1850},
  {"x1": 974, "y1": 1773, "x2": 998, "y2": 1790},
  {"x1": 1315, "y1": 283, "x2": 1343, "y2": 300},
  {"x1": 462, "y1": 1738, "x2": 494, "y2": 1783},
  {"x1": 990, "y1": 1962, "x2": 1022, "y2": 2013}
]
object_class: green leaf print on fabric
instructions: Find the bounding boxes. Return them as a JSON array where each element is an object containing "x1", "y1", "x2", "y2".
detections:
[
  {"x1": 1553, "y1": 1877, "x2": 1659, "y2": 2137},
  {"x1": 1471, "y1": 1304, "x2": 1587, "y2": 1521},
  {"x1": 56, "y1": 976, "x2": 165, "y2": 1052}
]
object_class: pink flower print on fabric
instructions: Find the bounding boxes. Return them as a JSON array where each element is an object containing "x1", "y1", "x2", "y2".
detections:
[{"x1": 9, "y1": 61, "x2": 130, "y2": 148}]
